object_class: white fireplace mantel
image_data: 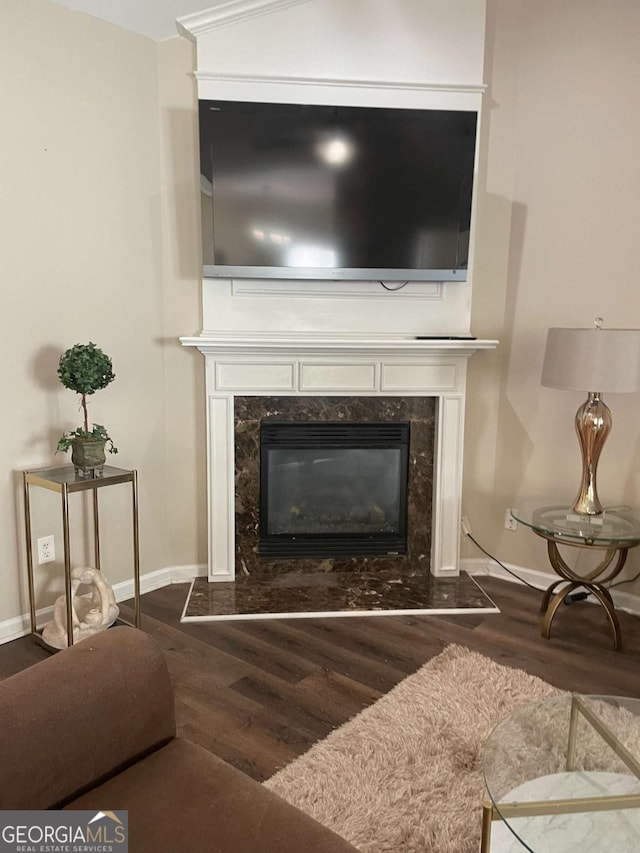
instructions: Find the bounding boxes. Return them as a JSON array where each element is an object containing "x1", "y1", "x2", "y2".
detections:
[
  {"x1": 180, "y1": 333, "x2": 497, "y2": 357},
  {"x1": 181, "y1": 333, "x2": 498, "y2": 581}
]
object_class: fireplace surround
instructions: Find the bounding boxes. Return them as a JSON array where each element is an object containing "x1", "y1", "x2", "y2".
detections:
[
  {"x1": 236, "y1": 395, "x2": 434, "y2": 573},
  {"x1": 181, "y1": 334, "x2": 498, "y2": 583}
]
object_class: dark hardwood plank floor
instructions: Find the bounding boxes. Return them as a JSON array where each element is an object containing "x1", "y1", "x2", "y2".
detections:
[{"x1": 1, "y1": 577, "x2": 639, "y2": 781}]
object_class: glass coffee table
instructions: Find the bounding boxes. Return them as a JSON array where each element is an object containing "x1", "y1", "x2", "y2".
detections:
[{"x1": 481, "y1": 694, "x2": 640, "y2": 851}]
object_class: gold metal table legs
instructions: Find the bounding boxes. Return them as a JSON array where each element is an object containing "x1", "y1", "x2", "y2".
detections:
[
  {"x1": 480, "y1": 801, "x2": 495, "y2": 852},
  {"x1": 539, "y1": 538, "x2": 627, "y2": 650}
]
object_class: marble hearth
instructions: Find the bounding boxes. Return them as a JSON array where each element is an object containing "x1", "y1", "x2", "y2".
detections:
[
  {"x1": 182, "y1": 571, "x2": 496, "y2": 620},
  {"x1": 180, "y1": 334, "x2": 498, "y2": 619}
]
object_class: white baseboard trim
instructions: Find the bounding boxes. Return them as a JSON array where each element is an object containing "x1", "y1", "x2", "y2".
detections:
[
  {"x1": 0, "y1": 564, "x2": 206, "y2": 646},
  {"x1": 111, "y1": 564, "x2": 207, "y2": 602},
  {"x1": 462, "y1": 557, "x2": 555, "y2": 591},
  {"x1": 462, "y1": 557, "x2": 640, "y2": 618},
  {"x1": 0, "y1": 610, "x2": 53, "y2": 647}
]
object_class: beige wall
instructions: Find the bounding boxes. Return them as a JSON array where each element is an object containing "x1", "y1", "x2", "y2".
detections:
[
  {"x1": 464, "y1": 0, "x2": 640, "y2": 593},
  {"x1": 157, "y1": 36, "x2": 206, "y2": 569},
  {"x1": 0, "y1": 0, "x2": 203, "y2": 630}
]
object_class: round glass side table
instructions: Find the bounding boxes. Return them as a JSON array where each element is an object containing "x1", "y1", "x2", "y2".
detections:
[
  {"x1": 481, "y1": 693, "x2": 640, "y2": 852},
  {"x1": 511, "y1": 504, "x2": 640, "y2": 650}
]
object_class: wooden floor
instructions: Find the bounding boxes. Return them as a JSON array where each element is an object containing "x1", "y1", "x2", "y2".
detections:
[{"x1": 2, "y1": 576, "x2": 640, "y2": 782}]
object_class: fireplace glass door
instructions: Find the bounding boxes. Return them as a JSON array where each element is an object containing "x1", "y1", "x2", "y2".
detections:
[{"x1": 259, "y1": 422, "x2": 409, "y2": 558}]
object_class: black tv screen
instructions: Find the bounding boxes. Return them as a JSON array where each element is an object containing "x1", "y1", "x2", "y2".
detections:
[{"x1": 199, "y1": 100, "x2": 477, "y2": 282}]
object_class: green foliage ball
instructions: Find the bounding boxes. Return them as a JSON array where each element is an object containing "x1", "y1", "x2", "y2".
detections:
[{"x1": 57, "y1": 342, "x2": 115, "y2": 396}]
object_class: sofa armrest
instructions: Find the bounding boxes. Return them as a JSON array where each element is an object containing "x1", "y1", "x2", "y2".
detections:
[{"x1": 0, "y1": 626, "x2": 175, "y2": 809}]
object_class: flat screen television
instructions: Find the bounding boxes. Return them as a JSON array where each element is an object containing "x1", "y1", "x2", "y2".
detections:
[{"x1": 199, "y1": 100, "x2": 477, "y2": 282}]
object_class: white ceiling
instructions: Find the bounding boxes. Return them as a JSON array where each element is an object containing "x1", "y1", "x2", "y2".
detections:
[{"x1": 50, "y1": 0, "x2": 249, "y2": 42}]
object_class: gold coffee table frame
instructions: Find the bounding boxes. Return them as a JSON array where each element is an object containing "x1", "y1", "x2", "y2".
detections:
[
  {"x1": 481, "y1": 694, "x2": 640, "y2": 852},
  {"x1": 23, "y1": 464, "x2": 141, "y2": 649},
  {"x1": 511, "y1": 504, "x2": 640, "y2": 651}
]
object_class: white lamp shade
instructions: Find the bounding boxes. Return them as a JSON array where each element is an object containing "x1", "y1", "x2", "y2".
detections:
[{"x1": 542, "y1": 327, "x2": 640, "y2": 393}]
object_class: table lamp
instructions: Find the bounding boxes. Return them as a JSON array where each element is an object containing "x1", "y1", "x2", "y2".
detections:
[{"x1": 541, "y1": 318, "x2": 640, "y2": 515}]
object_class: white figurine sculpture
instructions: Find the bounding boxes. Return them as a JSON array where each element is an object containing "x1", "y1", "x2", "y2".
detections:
[{"x1": 42, "y1": 566, "x2": 119, "y2": 649}]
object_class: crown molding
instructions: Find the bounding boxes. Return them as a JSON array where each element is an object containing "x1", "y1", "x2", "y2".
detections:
[
  {"x1": 194, "y1": 70, "x2": 487, "y2": 95},
  {"x1": 177, "y1": 0, "x2": 313, "y2": 39}
]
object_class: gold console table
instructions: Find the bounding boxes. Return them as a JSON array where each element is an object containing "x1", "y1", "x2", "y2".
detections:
[{"x1": 23, "y1": 465, "x2": 141, "y2": 649}]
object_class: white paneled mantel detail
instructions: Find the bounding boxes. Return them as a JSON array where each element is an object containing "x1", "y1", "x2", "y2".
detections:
[{"x1": 180, "y1": 334, "x2": 498, "y2": 581}]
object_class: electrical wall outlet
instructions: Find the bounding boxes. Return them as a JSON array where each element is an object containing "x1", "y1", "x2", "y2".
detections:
[
  {"x1": 37, "y1": 535, "x2": 55, "y2": 564},
  {"x1": 504, "y1": 509, "x2": 518, "y2": 531},
  {"x1": 461, "y1": 516, "x2": 472, "y2": 536}
]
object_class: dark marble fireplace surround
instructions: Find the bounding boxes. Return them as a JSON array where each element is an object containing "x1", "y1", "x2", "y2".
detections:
[
  {"x1": 235, "y1": 395, "x2": 435, "y2": 576},
  {"x1": 183, "y1": 392, "x2": 494, "y2": 618}
]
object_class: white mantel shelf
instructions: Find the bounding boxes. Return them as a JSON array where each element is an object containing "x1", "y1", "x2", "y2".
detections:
[
  {"x1": 181, "y1": 332, "x2": 497, "y2": 583},
  {"x1": 180, "y1": 334, "x2": 499, "y2": 357}
]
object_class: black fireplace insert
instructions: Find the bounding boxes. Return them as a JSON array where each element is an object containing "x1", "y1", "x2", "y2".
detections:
[{"x1": 259, "y1": 421, "x2": 410, "y2": 558}]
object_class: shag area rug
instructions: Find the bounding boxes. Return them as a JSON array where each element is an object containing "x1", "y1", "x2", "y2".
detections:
[{"x1": 264, "y1": 644, "x2": 561, "y2": 852}]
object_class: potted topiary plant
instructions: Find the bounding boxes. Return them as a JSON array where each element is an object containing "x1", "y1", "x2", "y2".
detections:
[{"x1": 56, "y1": 342, "x2": 118, "y2": 477}]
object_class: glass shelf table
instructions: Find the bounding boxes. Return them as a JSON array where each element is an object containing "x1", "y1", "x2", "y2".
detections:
[
  {"x1": 23, "y1": 465, "x2": 141, "y2": 649},
  {"x1": 481, "y1": 693, "x2": 640, "y2": 852},
  {"x1": 511, "y1": 504, "x2": 640, "y2": 650}
]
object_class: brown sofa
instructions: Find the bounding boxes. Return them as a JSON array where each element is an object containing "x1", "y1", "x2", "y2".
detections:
[{"x1": 0, "y1": 625, "x2": 357, "y2": 852}]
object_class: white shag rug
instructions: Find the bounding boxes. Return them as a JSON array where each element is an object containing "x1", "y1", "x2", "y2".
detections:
[{"x1": 264, "y1": 644, "x2": 562, "y2": 852}]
